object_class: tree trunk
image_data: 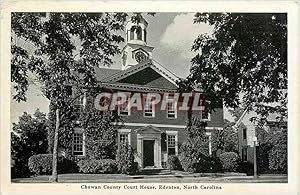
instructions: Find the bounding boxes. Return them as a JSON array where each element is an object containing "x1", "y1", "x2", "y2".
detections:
[{"x1": 50, "y1": 108, "x2": 59, "y2": 182}]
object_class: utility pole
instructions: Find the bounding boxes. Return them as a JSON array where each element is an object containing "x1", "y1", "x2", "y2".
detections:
[{"x1": 253, "y1": 136, "x2": 258, "y2": 179}]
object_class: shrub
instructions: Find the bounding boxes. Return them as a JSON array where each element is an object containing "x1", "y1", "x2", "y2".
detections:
[
  {"x1": 197, "y1": 156, "x2": 223, "y2": 173},
  {"x1": 116, "y1": 144, "x2": 138, "y2": 174},
  {"x1": 28, "y1": 154, "x2": 53, "y2": 175},
  {"x1": 28, "y1": 154, "x2": 78, "y2": 175},
  {"x1": 237, "y1": 161, "x2": 254, "y2": 175},
  {"x1": 219, "y1": 152, "x2": 239, "y2": 172},
  {"x1": 167, "y1": 155, "x2": 182, "y2": 170},
  {"x1": 77, "y1": 159, "x2": 117, "y2": 174}
]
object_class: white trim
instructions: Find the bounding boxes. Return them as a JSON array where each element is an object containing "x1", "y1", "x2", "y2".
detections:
[
  {"x1": 206, "y1": 127, "x2": 223, "y2": 130},
  {"x1": 166, "y1": 130, "x2": 177, "y2": 134},
  {"x1": 166, "y1": 132, "x2": 178, "y2": 156},
  {"x1": 166, "y1": 97, "x2": 177, "y2": 119},
  {"x1": 118, "y1": 129, "x2": 131, "y2": 146},
  {"x1": 118, "y1": 129, "x2": 132, "y2": 133},
  {"x1": 118, "y1": 98, "x2": 131, "y2": 116},
  {"x1": 205, "y1": 132, "x2": 212, "y2": 156},
  {"x1": 143, "y1": 94, "x2": 155, "y2": 118},
  {"x1": 119, "y1": 122, "x2": 223, "y2": 130},
  {"x1": 72, "y1": 128, "x2": 85, "y2": 157},
  {"x1": 152, "y1": 60, "x2": 179, "y2": 87}
]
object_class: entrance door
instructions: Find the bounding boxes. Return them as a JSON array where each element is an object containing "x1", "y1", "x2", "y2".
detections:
[{"x1": 143, "y1": 140, "x2": 155, "y2": 167}]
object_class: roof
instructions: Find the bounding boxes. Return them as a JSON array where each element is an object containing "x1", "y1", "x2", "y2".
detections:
[
  {"x1": 102, "y1": 59, "x2": 179, "y2": 87},
  {"x1": 94, "y1": 67, "x2": 122, "y2": 81}
]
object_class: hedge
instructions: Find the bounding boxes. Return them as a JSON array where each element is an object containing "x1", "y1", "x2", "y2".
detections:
[
  {"x1": 167, "y1": 155, "x2": 182, "y2": 170},
  {"x1": 28, "y1": 154, "x2": 78, "y2": 175},
  {"x1": 219, "y1": 152, "x2": 239, "y2": 172},
  {"x1": 77, "y1": 159, "x2": 117, "y2": 174}
]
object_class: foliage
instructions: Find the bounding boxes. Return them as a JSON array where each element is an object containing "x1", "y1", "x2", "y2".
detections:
[
  {"x1": 28, "y1": 154, "x2": 53, "y2": 175},
  {"x1": 47, "y1": 101, "x2": 75, "y2": 155},
  {"x1": 167, "y1": 155, "x2": 182, "y2": 170},
  {"x1": 237, "y1": 161, "x2": 254, "y2": 176},
  {"x1": 267, "y1": 131, "x2": 287, "y2": 173},
  {"x1": 80, "y1": 92, "x2": 120, "y2": 159},
  {"x1": 11, "y1": 109, "x2": 48, "y2": 178},
  {"x1": 116, "y1": 144, "x2": 138, "y2": 174},
  {"x1": 256, "y1": 125, "x2": 287, "y2": 174},
  {"x1": 185, "y1": 13, "x2": 287, "y2": 124},
  {"x1": 178, "y1": 118, "x2": 210, "y2": 173},
  {"x1": 257, "y1": 143, "x2": 272, "y2": 174},
  {"x1": 77, "y1": 159, "x2": 117, "y2": 174},
  {"x1": 198, "y1": 156, "x2": 223, "y2": 173},
  {"x1": 219, "y1": 152, "x2": 239, "y2": 172},
  {"x1": 211, "y1": 119, "x2": 238, "y2": 154},
  {"x1": 11, "y1": 12, "x2": 154, "y2": 180},
  {"x1": 28, "y1": 154, "x2": 78, "y2": 175}
]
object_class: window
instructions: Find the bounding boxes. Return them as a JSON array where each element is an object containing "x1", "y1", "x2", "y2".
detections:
[
  {"x1": 201, "y1": 110, "x2": 209, "y2": 120},
  {"x1": 243, "y1": 128, "x2": 247, "y2": 140},
  {"x1": 144, "y1": 29, "x2": 147, "y2": 42},
  {"x1": 167, "y1": 99, "x2": 177, "y2": 119},
  {"x1": 118, "y1": 129, "x2": 131, "y2": 146},
  {"x1": 167, "y1": 135, "x2": 176, "y2": 155},
  {"x1": 130, "y1": 29, "x2": 134, "y2": 40},
  {"x1": 119, "y1": 133, "x2": 129, "y2": 144},
  {"x1": 242, "y1": 147, "x2": 247, "y2": 161},
  {"x1": 137, "y1": 27, "x2": 142, "y2": 40},
  {"x1": 74, "y1": 94, "x2": 85, "y2": 113},
  {"x1": 118, "y1": 97, "x2": 130, "y2": 116},
  {"x1": 73, "y1": 132, "x2": 84, "y2": 156},
  {"x1": 144, "y1": 97, "x2": 154, "y2": 117}
]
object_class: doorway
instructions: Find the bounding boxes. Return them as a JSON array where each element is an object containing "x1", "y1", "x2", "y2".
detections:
[{"x1": 143, "y1": 140, "x2": 155, "y2": 167}]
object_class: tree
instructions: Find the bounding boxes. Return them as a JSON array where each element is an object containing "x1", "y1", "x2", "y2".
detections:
[
  {"x1": 178, "y1": 118, "x2": 209, "y2": 172},
  {"x1": 211, "y1": 119, "x2": 238, "y2": 154},
  {"x1": 11, "y1": 109, "x2": 48, "y2": 178},
  {"x1": 187, "y1": 13, "x2": 287, "y2": 125},
  {"x1": 256, "y1": 125, "x2": 287, "y2": 174},
  {"x1": 11, "y1": 12, "x2": 153, "y2": 182}
]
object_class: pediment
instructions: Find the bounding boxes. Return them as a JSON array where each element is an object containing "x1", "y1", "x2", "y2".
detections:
[
  {"x1": 135, "y1": 125, "x2": 162, "y2": 134},
  {"x1": 102, "y1": 60, "x2": 179, "y2": 89}
]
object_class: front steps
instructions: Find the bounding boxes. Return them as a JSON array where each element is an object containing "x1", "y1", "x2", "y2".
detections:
[{"x1": 138, "y1": 167, "x2": 171, "y2": 175}]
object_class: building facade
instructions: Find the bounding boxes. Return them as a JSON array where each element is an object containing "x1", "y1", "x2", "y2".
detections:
[{"x1": 71, "y1": 18, "x2": 224, "y2": 169}]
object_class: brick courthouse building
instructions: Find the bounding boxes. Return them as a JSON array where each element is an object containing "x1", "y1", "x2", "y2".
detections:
[{"x1": 72, "y1": 18, "x2": 224, "y2": 169}]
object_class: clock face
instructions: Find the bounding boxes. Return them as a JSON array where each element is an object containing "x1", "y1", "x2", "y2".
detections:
[{"x1": 135, "y1": 51, "x2": 147, "y2": 63}]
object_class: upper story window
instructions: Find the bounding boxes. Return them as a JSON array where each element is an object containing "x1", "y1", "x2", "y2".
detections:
[
  {"x1": 167, "y1": 98, "x2": 177, "y2": 119},
  {"x1": 73, "y1": 93, "x2": 86, "y2": 115},
  {"x1": 144, "y1": 96, "x2": 155, "y2": 117},
  {"x1": 118, "y1": 96, "x2": 130, "y2": 116},
  {"x1": 73, "y1": 131, "x2": 84, "y2": 156}
]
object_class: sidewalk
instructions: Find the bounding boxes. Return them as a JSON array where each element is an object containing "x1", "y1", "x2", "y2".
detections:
[{"x1": 11, "y1": 172, "x2": 288, "y2": 183}]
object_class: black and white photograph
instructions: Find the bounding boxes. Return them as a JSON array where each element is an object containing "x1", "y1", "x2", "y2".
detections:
[{"x1": 1, "y1": 1, "x2": 299, "y2": 195}]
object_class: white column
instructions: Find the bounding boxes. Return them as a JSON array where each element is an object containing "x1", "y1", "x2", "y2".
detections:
[
  {"x1": 206, "y1": 132, "x2": 212, "y2": 156},
  {"x1": 136, "y1": 134, "x2": 142, "y2": 168},
  {"x1": 157, "y1": 138, "x2": 162, "y2": 168}
]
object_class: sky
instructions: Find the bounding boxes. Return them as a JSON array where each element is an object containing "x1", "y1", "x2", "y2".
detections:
[{"x1": 10, "y1": 12, "x2": 234, "y2": 124}]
